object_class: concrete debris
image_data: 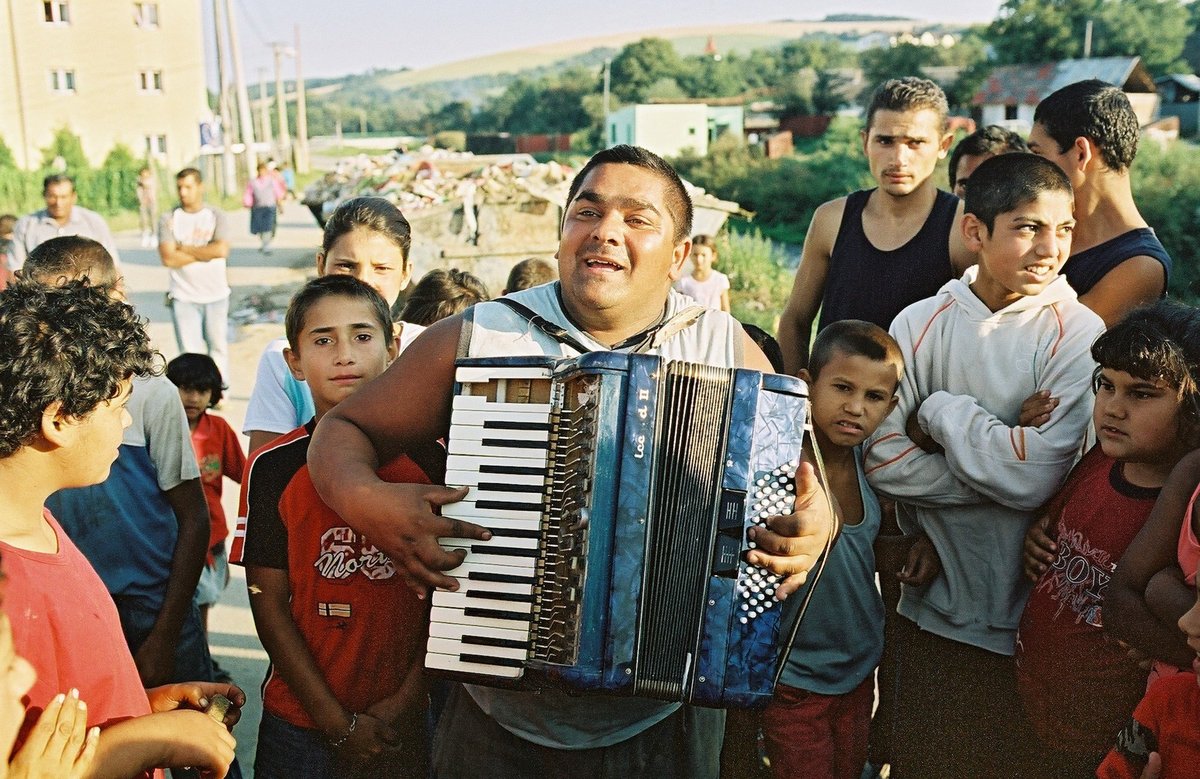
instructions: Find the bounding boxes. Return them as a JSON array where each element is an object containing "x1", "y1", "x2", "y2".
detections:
[
  {"x1": 302, "y1": 146, "x2": 572, "y2": 224},
  {"x1": 302, "y1": 145, "x2": 746, "y2": 294}
]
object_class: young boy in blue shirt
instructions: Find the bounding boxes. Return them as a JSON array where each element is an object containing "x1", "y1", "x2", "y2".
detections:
[
  {"x1": 23, "y1": 237, "x2": 213, "y2": 690},
  {"x1": 761, "y1": 320, "x2": 905, "y2": 779}
]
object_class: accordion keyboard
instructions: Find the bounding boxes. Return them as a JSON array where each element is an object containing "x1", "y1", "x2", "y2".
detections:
[{"x1": 427, "y1": 362, "x2": 590, "y2": 680}]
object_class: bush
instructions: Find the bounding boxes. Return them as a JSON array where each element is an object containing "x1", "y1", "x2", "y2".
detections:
[
  {"x1": 39, "y1": 127, "x2": 88, "y2": 171},
  {"x1": 0, "y1": 137, "x2": 146, "y2": 215},
  {"x1": 433, "y1": 131, "x2": 466, "y2": 151},
  {"x1": 0, "y1": 135, "x2": 15, "y2": 170},
  {"x1": 1131, "y1": 140, "x2": 1200, "y2": 305},
  {"x1": 720, "y1": 228, "x2": 795, "y2": 331},
  {"x1": 675, "y1": 120, "x2": 873, "y2": 251},
  {"x1": 0, "y1": 169, "x2": 42, "y2": 214}
]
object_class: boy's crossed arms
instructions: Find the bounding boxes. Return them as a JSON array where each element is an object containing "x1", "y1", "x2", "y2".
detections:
[{"x1": 865, "y1": 309, "x2": 1099, "y2": 513}]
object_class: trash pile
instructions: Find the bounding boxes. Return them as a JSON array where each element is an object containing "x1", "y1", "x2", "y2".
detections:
[
  {"x1": 302, "y1": 144, "x2": 747, "y2": 295},
  {"x1": 302, "y1": 146, "x2": 573, "y2": 224}
]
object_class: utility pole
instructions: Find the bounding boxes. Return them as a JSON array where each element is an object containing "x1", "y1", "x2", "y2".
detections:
[
  {"x1": 1083, "y1": 19, "x2": 1093, "y2": 58},
  {"x1": 211, "y1": 0, "x2": 236, "y2": 196},
  {"x1": 294, "y1": 24, "x2": 310, "y2": 174},
  {"x1": 272, "y1": 42, "x2": 291, "y2": 162},
  {"x1": 602, "y1": 58, "x2": 611, "y2": 147},
  {"x1": 222, "y1": 0, "x2": 257, "y2": 182},
  {"x1": 257, "y1": 67, "x2": 273, "y2": 152}
]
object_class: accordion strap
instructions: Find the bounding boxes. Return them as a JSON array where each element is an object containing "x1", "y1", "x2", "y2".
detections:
[
  {"x1": 772, "y1": 424, "x2": 840, "y2": 690},
  {"x1": 490, "y1": 296, "x2": 707, "y2": 356},
  {"x1": 490, "y1": 297, "x2": 596, "y2": 355}
]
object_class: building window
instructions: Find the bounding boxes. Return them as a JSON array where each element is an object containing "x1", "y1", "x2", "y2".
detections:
[
  {"x1": 1005, "y1": 104, "x2": 1018, "y2": 121},
  {"x1": 138, "y1": 70, "x2": 164, "y2": 93},
  {"x1": 133, "y1": 2, "x2": 158, "y2": 28},
  {"x1": 49, "y1": 69, "x2": 76, "y2": 93},
  {"x1": 43, "y1": 1, "x2": 69, "y2": 23},
  {"x1": 145, "y1": 134, "x2": 167, "y2": 157}
]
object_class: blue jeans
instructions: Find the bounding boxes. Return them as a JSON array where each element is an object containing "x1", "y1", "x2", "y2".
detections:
[
  {"x1": 170, "y1": 296, "x2": 230, "y2": 382},
  {"x1": 113, "y1": 595, "x2": 213, "y2": 683},
  {"x1": 115, "y1": 597, "x2": 245, "y2": 779},
  {"x1": 256, "y1": 710, "x2": 427, "y2": 779},
  {"x1": 195, "y1": 544, "x2": 229, "y2": 608}
]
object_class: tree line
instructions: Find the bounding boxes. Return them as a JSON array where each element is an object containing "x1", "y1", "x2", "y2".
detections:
[{"x1": 294, "y1": 0, "x2": 1200, "y2": 140}]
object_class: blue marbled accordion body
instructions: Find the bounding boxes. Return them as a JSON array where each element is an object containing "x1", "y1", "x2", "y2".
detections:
[{"x1": 427, "y1": 352, "x2": 808, "y2": 707}]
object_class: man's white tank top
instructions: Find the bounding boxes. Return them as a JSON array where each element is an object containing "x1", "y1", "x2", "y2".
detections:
[{"x1": 461, "y1": 281, "x2": 741, "y2": 364}]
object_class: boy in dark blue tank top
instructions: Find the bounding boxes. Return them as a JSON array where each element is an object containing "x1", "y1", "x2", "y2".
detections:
[
  {"x1": 1028, "y1": 79, "x2": 1172, "y2": 327},
  {"x1": 779, "y1": 77, "x2": 976, "y2": 376}
]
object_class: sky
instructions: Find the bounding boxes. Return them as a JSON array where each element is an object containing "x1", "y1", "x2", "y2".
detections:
[{"x1": 204, "y1": 0, "x2": 1006, "y2": 85}]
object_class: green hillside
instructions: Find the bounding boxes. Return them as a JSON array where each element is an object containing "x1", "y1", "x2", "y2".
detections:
[{"x1": 369, "y1": 19, "x2": 925, "y2": 91}]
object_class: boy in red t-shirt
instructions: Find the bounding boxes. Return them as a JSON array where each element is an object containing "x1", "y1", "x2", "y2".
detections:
[
  {"x1": 0, "y1": 278, "x2": 240, "y2": 778},
  {"x1": 232, "y1": 275, "x2": 429, "y2": 777},
  {"x1": 166, "y1": 354, "x2": 245, "y2": 638},
  {"x1": 1017, "y1": 300, "x2": 1200, "y2": 777}
]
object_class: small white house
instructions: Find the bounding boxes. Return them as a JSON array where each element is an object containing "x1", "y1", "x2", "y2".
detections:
[{"x1": 606, "y1": 104, "x2": 711, "y2": 158}]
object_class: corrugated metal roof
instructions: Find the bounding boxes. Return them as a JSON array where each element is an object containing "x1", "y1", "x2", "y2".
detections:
[{"x1": 972, "y1": 57, "x2": 1145, "y2": 106}]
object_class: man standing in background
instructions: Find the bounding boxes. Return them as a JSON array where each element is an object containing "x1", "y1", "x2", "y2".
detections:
[
  {"x1": 137, "y1": 166, "x2": 159, "y2": 247},
  {"x1": 159, "y1": 168, "x2": 233, "y2": 382},
  {"x1": 8, "y1": 174, "x2": 121, "y2": 271}
]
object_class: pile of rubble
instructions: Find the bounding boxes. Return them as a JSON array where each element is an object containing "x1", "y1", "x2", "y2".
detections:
[
  {"x1": 302, "y1": 147, "x2": 573, "y2": 224},
  {"x1": 301, "y1": 144, "x2": 747, "y2": 294}
]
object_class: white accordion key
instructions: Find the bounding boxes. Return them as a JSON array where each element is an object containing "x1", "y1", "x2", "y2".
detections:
[
  {"x1": 449, "y1": 425, "x2": 550, "y2": 444},
  {"x1": 430, "y1": 604, "x2": 531, "y2": 631},
  {"x1": 451, "y1": 408, "x2": 555, "y2": 428},
  {"x1": 429, "y1": 620, "x2": 531, "y2": 644},
  {"x1": 427, "y1": 636, "x2": 528, "y2": 662},
  {"x1": 452, "y1": 395, "x2": 553, "y2": 416},
  {"x1": 447, "y1": 439, "x2": 551, "y2": 459},
  {"x1": 441, "y1": 500, "x2": 543, "y2": 523},
  {"x1": 454, "y1": 366, "x2": 553, "y2": 383},
  {"x1": 433, "y1": 590, "x2": 533, "y2": 617},
  {"x1": 425, "y1": 651, "x2": 524, "y2": 679},
  {"x1": 445, "y1": 468, "x2": 545, "y2": 488},
  {"x1": 448, "y1": 575, "x2": 534, "y2": 597}
]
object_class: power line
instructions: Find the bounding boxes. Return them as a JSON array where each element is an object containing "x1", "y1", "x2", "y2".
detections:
[{"x1": 232, "y1": 0, "x2": 271, "y2": 48}]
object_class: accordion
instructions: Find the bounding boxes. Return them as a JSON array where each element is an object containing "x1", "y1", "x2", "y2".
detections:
[{"x1": 425, "y1": 352, "x2": 809, "y2": 707}]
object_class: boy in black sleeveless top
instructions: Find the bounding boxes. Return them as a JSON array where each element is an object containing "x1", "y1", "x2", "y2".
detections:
[
  {"x1": 1028, "y1": 79, "x2": 1172, "y2": 327},
  {"x1": 778, "y1": 77, "x2": 976, "y2": 375}
]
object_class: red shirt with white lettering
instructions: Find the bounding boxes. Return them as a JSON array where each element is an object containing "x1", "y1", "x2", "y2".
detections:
[
  {"x1": 1016, "y1": 445, "x2": 1159, "y2": 757},
  {"x1": 230, "y1": 422, "x2": 429, "y2": 729}
]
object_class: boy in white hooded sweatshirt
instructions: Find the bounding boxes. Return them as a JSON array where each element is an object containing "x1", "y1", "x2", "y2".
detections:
[{"x1": 864, "y1": 152, "x2": 1105, "y2": 778}]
